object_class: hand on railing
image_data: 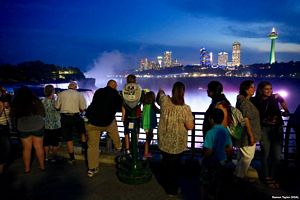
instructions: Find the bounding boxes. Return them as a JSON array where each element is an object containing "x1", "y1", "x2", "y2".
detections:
[{"x1": 282, "y1": 110, "x2": 290, "y2": 117}]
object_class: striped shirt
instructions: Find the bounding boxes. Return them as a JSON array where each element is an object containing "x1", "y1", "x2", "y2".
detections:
[{"x1": 0, "y1": 108, "x2": 10, "y2": 125}]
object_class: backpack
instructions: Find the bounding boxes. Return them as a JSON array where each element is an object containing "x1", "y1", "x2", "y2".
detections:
[
  {"x1": 227, "y1": 106, "x2": 245, "y2": 140},
  {"x1": 122, "y1": 83, "x2": 142, "y2": 109}
]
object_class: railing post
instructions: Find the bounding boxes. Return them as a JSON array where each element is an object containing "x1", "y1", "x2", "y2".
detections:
[
  {"x1": 284, "y1": 116, "x2": 292, "y2": 165},
  {"x1": 191, "y1": 112, "x2": 196, "y2": 157}
]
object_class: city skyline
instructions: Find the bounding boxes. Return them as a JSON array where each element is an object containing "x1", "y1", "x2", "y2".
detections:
[{"x1": 1, "y1": 0, "x2": 300, "y2": 72}]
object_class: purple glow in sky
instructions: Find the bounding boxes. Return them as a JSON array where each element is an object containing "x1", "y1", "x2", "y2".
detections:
[{"x1": 1, "y1": 0, "x2": 300, "y2": 71}]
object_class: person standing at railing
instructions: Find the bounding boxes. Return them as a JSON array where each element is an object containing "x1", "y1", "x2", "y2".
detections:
[
  {"x1": 200, "y1": 108, "x2": 232, "y2": 200},
  {"x1": 10, "y1": 86, "x2": 46, "y2": 173},
  {"x1": 55, "y1": 81, "x2": 87, "y2": 165},
  {"x1": 141, "y1": 91, "x2": 159, "y2": 159},
  {"x1": 157, "y1": 81, "x2": 194, "y2": 197},
  {"x1": 287, "y1": 105, "x2": 300, "y2": 168},
  {"x1": 234, "y1": 80, "x2": 261, "y2": 182},
  {"x1": 121, "y1": 74, "x2": 143, "y2": 155},
  {"x1": 42, "y1": 85, "x2": 61, "y2": 162},
  {"x1": 84, "y1": 80, "x2": 122, "y2": 177},
  {"x1": 203, "y1": 81, "x2": 231, "y2": 139},
  {"x1": 251, "y1": 81, "x2": 289, "y2": 188},
  {"x1": 0, "y1": 98, "x2": 11, "y2": 175}
]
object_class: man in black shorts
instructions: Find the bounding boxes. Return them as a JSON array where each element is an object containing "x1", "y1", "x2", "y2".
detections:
[{"x1": 56, "y1": 81, "x2": 87, "y2": 164}]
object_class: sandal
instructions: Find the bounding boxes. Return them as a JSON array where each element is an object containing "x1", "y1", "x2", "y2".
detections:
[{"x1": 264, "y1": 178, "x2": 280, "y2": 189}]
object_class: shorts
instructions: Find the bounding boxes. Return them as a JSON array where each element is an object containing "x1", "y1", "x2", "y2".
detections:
[
  {"x1": 43, "y1": 128, "x2": 61, "y2": 147},
  {"x1": 61, "y1": 114, "x2": 86, "y2": 142},
  {"x1": 18, "y1": 129, "x2": 44, "y2": 139}
]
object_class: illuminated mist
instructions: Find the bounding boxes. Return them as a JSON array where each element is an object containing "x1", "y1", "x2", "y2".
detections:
[{"x1": 84, "y1": 50, "x2": 132, "y2": 87}]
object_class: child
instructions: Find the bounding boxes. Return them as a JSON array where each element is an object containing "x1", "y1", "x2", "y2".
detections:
[
  {"x1": 200, "y1": 108, "x2": 232, "y2": 200},
  {"x1": 121, "y1": 74, "x2": 143, "y2": 154},
  {"x1": 142, "y1": 91, "x2": 159, "y2": 159}
]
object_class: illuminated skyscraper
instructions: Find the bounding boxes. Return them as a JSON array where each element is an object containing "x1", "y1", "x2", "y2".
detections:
[
  {"x1": 164, "y1": 51, "x2": 172, "y2": 67},
  {"x1": 232, "y1": 42, "x2": 241, "y2": 66},
  {"x1": 200, "y1": 48, "x2": 213, "y2": 67},
  {"x1": 218, "y1": 52, "x2": 228, "y2": 66},
  {"x1": 157, "y1": 56, "x2": 163, "y2": 68},
  {"x1": 140, "y1": 58, "x2": 150, "y2": 71},
  {"x1": 269, "y1": 27, "x2": 278, "y2": 64}
]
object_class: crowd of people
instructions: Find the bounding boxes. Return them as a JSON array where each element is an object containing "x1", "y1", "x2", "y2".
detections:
[{"x1": 0, "y1": 75, "x2": 296, "y2": 199}]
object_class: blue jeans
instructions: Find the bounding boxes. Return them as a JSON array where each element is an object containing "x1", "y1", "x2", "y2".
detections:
[{"x1": 260, "y1": 126, "x2": 283, "y2": 179}]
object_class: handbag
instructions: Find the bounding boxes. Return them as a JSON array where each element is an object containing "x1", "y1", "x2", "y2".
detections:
[{"x1": 227, "y1": 106, "x2": 244, "y2": 140}]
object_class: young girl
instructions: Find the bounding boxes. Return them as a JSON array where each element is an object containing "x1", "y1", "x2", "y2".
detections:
[{"x1": 142, "y1": 91, "x2": 159, "y2": 158}]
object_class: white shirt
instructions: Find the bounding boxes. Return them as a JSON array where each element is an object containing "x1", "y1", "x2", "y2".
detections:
[{"x1": 55, "y1": 89, "x2": 86, "y2": 113}]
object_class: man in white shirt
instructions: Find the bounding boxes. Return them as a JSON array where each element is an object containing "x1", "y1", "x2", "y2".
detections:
[{"x1": 56, "y1": 81, "x2": 87, "y2": 164}]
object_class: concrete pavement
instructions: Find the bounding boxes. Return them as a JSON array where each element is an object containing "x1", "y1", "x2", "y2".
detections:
[{"x1": 0, "y1": 146, "x2": 299, "y2": 200}]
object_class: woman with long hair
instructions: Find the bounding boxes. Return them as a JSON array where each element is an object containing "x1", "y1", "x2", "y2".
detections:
[
  {"x1": 157, "y1": 81, "x2": 194, "y2": 197},
  {"x1": 252, "y1": 81, "x2": 289, "y2": 188},
  {"x1": 234, "y1": 80, "x2": 261, "y2": 181},
  {"x1": 11, "y1": 86, "x2": 45, "y2": 173}
]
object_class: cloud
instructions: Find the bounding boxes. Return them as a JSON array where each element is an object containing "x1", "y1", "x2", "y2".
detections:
[
  {"x1": 173, "y1": 0, "x2": 299, "y2": 23},
  {"x1": 272, "y1": 43, "x2": 300, "y2": 53},
  {"x1": 171, "y1": 0, "x2": 300, "y2": 42},
  {"x1": 223, "y1": 24, "x2": 271, "y2": 39}
]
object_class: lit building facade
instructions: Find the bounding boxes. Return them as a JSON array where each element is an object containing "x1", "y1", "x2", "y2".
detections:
[
  {"x1": 232, "y1": 42, "x2": 241, "y2": 66},
  {"x1": 200, "y1": 48, "x2": 213, "y2": 67},
  {"x1": 140, "y1": 58, "x2": 150, "y2": 70},
  {"x1": 157, "y1": 56, "x2": 163, "y2": 68},
  {"x1": 164, "y1": 51, "x2": 172, "y2": 67},
  {"x1": 218, "y1": 52, "x2": 228, "y2": 67}
]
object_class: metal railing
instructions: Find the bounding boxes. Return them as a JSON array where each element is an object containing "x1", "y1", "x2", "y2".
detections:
[{"x1": 102, "y1": 112, "x2": 297, "y2": 162}]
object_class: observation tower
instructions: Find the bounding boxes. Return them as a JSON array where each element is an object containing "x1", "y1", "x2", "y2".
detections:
[{"x1": 269, "y1": 27, "x2": 278, "y2": 64}]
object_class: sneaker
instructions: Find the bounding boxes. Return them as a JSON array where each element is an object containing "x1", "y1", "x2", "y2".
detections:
[{"x1": 87, "y1": 168, "x2": 99, "y2": 177}]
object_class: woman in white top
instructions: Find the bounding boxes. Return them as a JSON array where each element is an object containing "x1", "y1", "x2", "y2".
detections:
[{"x1": 157, "y1": 81, "x2": 194, "y2": 196}]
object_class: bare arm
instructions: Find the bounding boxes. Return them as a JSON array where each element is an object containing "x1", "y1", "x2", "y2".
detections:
[
  {"x1": 275, "y1": 94, "x2": 290, "y2": 116},
  {"x1": 185, "y1": 120, "x2": 194, "y2": 130},
  {"x1": 0, "y1": 101, "x2": 4, "y2": 116},
  {"x1": 156, "y1": 89, "x2": 165, "y2": 105},
  {"x1": 55, "y1": 94, "x2": 61, "y2": 110},
  {"x1": 216, "y1": 103, "x2": 228, "y2": 127},
  {"x1": 225, "y1": 144, "x2": 233, "y2": 161},
  {"x1": 121, "y1": 105, "x2": 126, "y2": 122},
  {"x1": 280, "y1": 101, "x2": 290, "y2": 117}
]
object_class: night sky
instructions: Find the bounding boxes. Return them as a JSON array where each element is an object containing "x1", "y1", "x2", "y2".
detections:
[{"x1": 1, "y1": 0, "x2": 300, "y2": 72}]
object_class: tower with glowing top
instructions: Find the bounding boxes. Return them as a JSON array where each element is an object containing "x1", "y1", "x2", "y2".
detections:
[{"x1": 269, "y1": 27, "x2": 278, "y2": 64}]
